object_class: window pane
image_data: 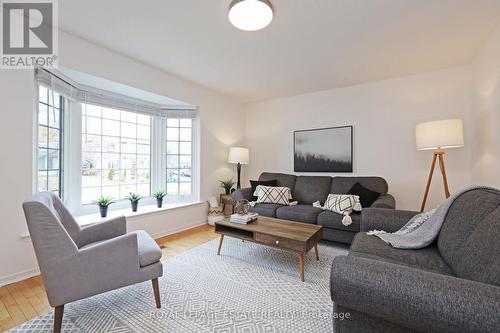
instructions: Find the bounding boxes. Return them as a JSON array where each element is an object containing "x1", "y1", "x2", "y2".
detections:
[
  {"x1": 102, "y1": 136, "x2": 120, "y2": 153},
  {"x1": 137, "y1": 184, "x2": 150, "y2": 197},
  {"x1": 82, "y1": 169, "x2": 101, "y2": 187},
  {"x1": 121, "y1": 122, "x2": 136, "y2": 138},
  {"x1": 137, "y1": 155, "x2": 150, "y2": 169},
  {"x1": 121, "y1": 154, "x2": 136, "y2": 169},
  {"x1": 166, "y1": 128, "x2": 179, "y2": 140},
  {"x1": 137, "y1": 140, "x2": 150, "y2": 154},
  {"x1": 39, "y1": 85, "x2": 48, "y2": 104},
  {"x1": 82, "y1": 134, "x2": 101, "y2": 152},
  {"x1": 179, "y1": 155, "x2": 191, "y2": 169},
  {"x1": 102, "y1": 168, "x2": 119, "y2": 186},
  {"x1": 179, "y1": 142, "x2": 191, "y2": 154},
  {"x1": 121, "y1": 111, "x2": 136, "y2": 123},
  {"x1": 38, "y1": 172, "x2": 47, "y2": 192},
  {"x1": 48, "y1": 149, "x2": 59, "y2": 170},
  {"x1": 137, "y1": 170, "x2": 150, "y2": 184},
  {"x1": 82, "y1": 152, "x2": 101, "y2": 169},
  {"x1": 48, "y1": 91, "x2": 60, "y2": 109},
  {"x1": 102, "y1": 107, "x2": 120, "y2": 120},
  {"x1": 179, "y1": 128, "x2": 191, "y2": 141},
  {"x1": 120, "y1": 169, "x2": 136, "y2": 184},
  {"x1": 167, "y1": 169, "x2": 178, "y2": 183},
  {"x1": 85, "y1": 116, "x2": 101, "y2": 134},
  {"x1": 166, "y1": 141, "x2": 178, "y2": 154},
  {"x1": 120, "y1": 184, "x2": 136, "y2": 198},
  {"x1": 167, "y1": 183, "x2": 178, "y2": 196},
  {"x1": 38, "y1": 149, "x2": 47, "y2": 170},
  {"x1": 38, "y1": 126, "x2": 48, "y2": 148},
  {"x1": 137, "y1": 114, "x2": 150, "y2": 125},
  {"x1": 48, "y1": 171, "x2": 59, "y2": 191},
  {"x1": 102, "y1": 119, "x2": 120, "y2": 136},
  {"x1": 167, "y1": 119, "x2": 179, "y2": 127},
  {"x1": 167, "y1": 155, "x2": 178, "y2": 169},
  {"x1": 82, "y1": 187, "x2": 101, "y2": 204},
  {"x1": 48, "y1": 107, "x2": 60, "y2": 128},
  {"x1": 137, "y1": 125, "x2": 150, "y2": 140},
  {"x1": 179, "y1": 169, "x2": 191, "y2": 182},
  {"x1": 180, "y1": 182, "x2": 191, "y2": 196},
  {"x1": 85, "y1": 104, "x2": 101, "y2": 117},
  {"x1": 38, "y1": 103, "x2": 48, "y2": 125},
  {"x1": 102, "y1": 153, "x2": 120, "y2": 170},
  {"x1": 102, "y1": 186, "x2": 120, "y2": 199},
  {"x1": 180, "y1": 119, "x2": 192, "y2": 127},
  {"x1": 121, "y1": 138, "x2": 137, "y2": 154},
  {"x1": 48, "y1": 128, "x2": 60, "y2": 149}
]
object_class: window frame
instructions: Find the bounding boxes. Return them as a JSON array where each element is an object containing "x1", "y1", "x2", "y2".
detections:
[{"x1": 33, "y1": 84, "x2": 200, "y2": 215}]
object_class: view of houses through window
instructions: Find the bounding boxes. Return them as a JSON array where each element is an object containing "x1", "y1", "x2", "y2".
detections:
[{"x1": 166, "y1": 118, "x2": 193, "y2": 197}]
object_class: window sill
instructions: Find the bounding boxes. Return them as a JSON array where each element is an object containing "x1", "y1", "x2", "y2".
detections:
[{"x1": 75, "y1": 201, "x2": 205, "y2": 226}]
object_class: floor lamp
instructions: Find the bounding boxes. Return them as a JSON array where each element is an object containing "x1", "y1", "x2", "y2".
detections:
[
  {"x1": 416, "y1": 119, "x2": 464, "y2": 212},
  {"x1": 228, "y1": 147, "x2": 249, "y2": 189}
]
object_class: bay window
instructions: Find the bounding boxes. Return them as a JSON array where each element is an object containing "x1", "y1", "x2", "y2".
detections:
[{"x1": 34, "y1": 68, "x2": 199, "y2": 214}]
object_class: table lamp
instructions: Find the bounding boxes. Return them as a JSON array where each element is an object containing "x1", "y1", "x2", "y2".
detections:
[
  {"x1": 228, "y1": 147, "x2": 249, "y2": 189},
  {"x1": 416, "y1": 119, "x2": 464, "y2": 212}
]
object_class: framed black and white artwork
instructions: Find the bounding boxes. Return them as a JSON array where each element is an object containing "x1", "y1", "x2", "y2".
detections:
[{"x1": 294, "y1": 126, "x2": 353, "y2": 172}]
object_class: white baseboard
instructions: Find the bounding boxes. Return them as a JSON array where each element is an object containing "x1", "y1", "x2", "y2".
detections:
[
  {"x1": 0, "y1": 267, "x2": 40, "y2": 287},
  {"x1": 150, "y1": 220, "x2": 209, "y2": 239},
  {"x1": 0, "y1": 220, "x2": 210, "y2": 287}
]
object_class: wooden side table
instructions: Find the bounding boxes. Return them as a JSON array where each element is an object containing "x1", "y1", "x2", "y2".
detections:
[{"x1": 220, "y1": 194, "x2": 234, "y2": 217}]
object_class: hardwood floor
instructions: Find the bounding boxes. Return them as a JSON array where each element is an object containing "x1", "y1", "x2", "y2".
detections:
[{"x1": 0, "y1": 224, "x2": 217, "y2": 332}]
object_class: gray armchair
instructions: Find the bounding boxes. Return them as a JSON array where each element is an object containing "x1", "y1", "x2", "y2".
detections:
[{"x1": 22, "y1": 192, "x2": 163, "y2": 333}]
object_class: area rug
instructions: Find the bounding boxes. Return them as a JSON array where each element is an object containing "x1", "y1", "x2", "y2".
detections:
[{"x1": 9, "y1": 237, "x2": 348, "y2": 333}]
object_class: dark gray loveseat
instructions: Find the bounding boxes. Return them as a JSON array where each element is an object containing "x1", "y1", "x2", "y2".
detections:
[
  {"x1": 330, "y1": 188, "x2": 500, "y2": 332},
  {"x1": 232, "y1": 172, "x2": 395, "y2": 244}
]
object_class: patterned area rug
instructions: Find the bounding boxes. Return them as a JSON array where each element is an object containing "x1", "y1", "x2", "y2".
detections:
[{"x1": 9, "y1": 237, "x2": 348, "y2": 333}]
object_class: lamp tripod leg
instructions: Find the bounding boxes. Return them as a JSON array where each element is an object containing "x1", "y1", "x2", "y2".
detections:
[
  {"x1": 420, "y1": 153, "x2": 437, "y2": 212},
  {"x1": 438, "y1": 153, "x2": 450, "y2": 198}
]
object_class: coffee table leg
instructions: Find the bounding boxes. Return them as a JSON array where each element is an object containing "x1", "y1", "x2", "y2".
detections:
[
  {"x1": 299, "y1": 254, "x2": 304, "y2": 282},
  {"x1": 217, "y1": 235, "x2": 224, "y2": 255},
  {"x1": 314, "y1": 243, "x2": 319, "y2": 261}
]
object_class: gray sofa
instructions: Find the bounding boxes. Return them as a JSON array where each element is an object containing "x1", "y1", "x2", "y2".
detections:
[
  {"x1": 330, "y1": 188, "x2": 500, "y2": 332},
  {"x1": 232, "y1": 172, "x2": 395, "y2": 244}
]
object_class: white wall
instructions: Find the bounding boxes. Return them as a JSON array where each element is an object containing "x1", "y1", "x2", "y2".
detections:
[
  {"x1": 245, "y1": 66, "x2": 474, "y2": 211},
  {"x1": 472, "y1": 24, "x2": 500, "y2": 187},
  {"x1": 0, "y1": 30, "x2": 245, "y2": 285}
]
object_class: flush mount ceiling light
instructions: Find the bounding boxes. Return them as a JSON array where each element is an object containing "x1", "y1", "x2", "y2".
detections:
[{"x1": 228, "y1": 0, "x2": 273, "y2": 31}]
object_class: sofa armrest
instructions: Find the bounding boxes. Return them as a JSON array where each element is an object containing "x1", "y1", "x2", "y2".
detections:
[
  {"x1": 231, "y1": 187, "x2": 253, "y2": 202},
  {"x1": 370, "y1": 193, "x2": 395, "y2": 209},
  {"x1": 360, "y1": 208, "x2": 419, "y2": 233},
  {"x1": 78, "y1": 216, "x2": 127, "y2": 247},
  {"x1": 331, "y1": 255, "x2": 500, "y2": 333}
]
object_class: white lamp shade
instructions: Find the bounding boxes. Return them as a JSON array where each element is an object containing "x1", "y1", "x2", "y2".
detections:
[
  {"x1": 228, "y1": 0, "x2": 273, "y2": 31},
  {"x1": 228, "y1": 147, "x2": 249, "y2": 164},
  {"x1": 416, "y1": 119, "x2": 464, "y2": 151}
]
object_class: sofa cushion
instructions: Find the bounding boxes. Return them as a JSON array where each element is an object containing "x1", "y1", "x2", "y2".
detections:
[
  {"x1": 331, "y1": 176, "x2": 388, "y2": 195},
  {"x1": 276, "y1": 204, "x2": 323, "y2": 224},
  {"x1": 438, "y1": 189, "x2": 500, "y2": 280},
  {"x1": 249, "y1": 203, "x2": 283, "y2": 217},
  {"x1": 351, "y1": 232, "x2": 453, "y2": 275},
  {"x1": 348, "y1": 182, "x2": 381, "y2": 208},
  {"x1": 292, "y1": 176, "x2": 332, "y2": 204},
  {"x1": 259, "y1": 172, "x2": 297, "y2": 192},
  {"x1": 250, "y1": 179, "x2": 277, "y2": 200},
  {"x1": 317, "y1": 210, "x2": 361, "y2": 232}
]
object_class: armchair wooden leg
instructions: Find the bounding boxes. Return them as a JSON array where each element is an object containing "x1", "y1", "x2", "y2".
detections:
[
  {"x1": 54, "y1": 305, "x2": 64, "y2": 333},
  {"x1": 152, "y1": 278, "x2": 161, "y2": 309}
]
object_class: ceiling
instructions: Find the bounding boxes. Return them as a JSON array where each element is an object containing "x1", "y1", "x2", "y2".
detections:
[{"x1": 59, "y1": 0, "x2": 500, "y2": 103}]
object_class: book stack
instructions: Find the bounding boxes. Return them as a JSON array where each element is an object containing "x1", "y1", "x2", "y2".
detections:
[{"x1": 230, "y1": 213, "x2": 258, "y2": 224}]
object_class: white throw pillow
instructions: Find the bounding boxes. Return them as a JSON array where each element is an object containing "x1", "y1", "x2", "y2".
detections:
[
  {"x1": 253, "y1": 185, "x2": 292, "y2": 205},
  {"x1": 315, "y1": 194, "x2": 362, "y2": 226}
]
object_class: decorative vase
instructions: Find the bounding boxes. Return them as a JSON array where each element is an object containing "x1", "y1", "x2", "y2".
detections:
[
  {"x1": 99, "y1": 206, "x2": 108, "y2": 218},
  {"x1": 131, "y1": 200, "x2": 139, "y2": 212},
  {"x1": 156, "y1": 198, "x2": 163, "y2": 208}
]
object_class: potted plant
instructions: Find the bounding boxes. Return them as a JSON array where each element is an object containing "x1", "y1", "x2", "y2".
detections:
[
  {"x1": 153, "y1": 191, "x2": 166, "y2": 208},
  {"x1": 219, "y1": 178, "x2": 235, "y2": 195},
  {"x1": 94, "y1": 196, "x2": 114, "y2": 218},
  {"x1": 127, "y1": 192, "x2": 142, "y2": 212}
]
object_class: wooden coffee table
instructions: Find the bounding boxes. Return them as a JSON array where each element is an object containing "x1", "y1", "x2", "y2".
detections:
[{"x1": 214, "y1": 216, "x2": 323, "y2": 281}]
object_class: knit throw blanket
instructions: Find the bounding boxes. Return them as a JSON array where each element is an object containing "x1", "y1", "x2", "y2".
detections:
[{"x1": 367, "y1": 185, "x2": 498, "y2": 249}]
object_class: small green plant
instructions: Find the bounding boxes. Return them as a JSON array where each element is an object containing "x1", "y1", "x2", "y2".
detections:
[
  {"x1": 127, "y1": 192, "x2": 142, "y2": 202},
  {"x1": 107, "y1": 167, "x2": 115, "y2": 181},
  {"x1": 94, "y1": 196, "x2": 114, "y2": 207},
  {"x1": 219, "y1": 178, "x2": 235, "y2": 194},
  {"x1": 153, "y1": 191, "x2": 166, "y2": 199}
]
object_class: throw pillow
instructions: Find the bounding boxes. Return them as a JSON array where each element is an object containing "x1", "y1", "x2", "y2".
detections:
[
  {"x1": 253, "y1": 185, "x2": 292, "y2": 205},
  {"x1": 315, "y1": 194, "x2": 362, "y2": 226},
  {"x1": 250, "y1": 179, "x2": 277, "y2": 200},
  {"x1": 348, "y1": 182, "x2": 381, "y2": 208}
]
